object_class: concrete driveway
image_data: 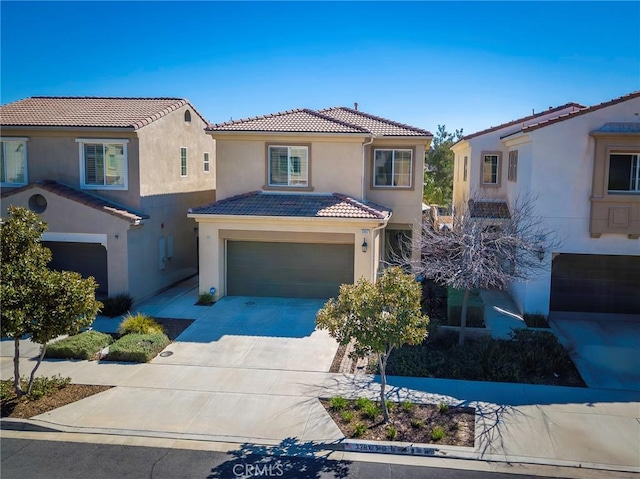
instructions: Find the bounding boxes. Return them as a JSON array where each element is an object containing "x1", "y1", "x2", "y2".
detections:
[
  {"x1": 550, "y1": 312, "x2": 640, "y2": 391},
  {"x1": 151, "y1": 296, "x2": 339, "y2": 372}
]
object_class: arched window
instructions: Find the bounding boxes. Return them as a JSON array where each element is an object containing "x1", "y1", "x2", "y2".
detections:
[{"x1": 184, "y1": 110, "x2": 192, "y2": 123}]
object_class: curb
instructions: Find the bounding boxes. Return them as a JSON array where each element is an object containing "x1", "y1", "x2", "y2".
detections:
[{"x1": 3, "y1": 418, "x2": 638, "y2": 474}]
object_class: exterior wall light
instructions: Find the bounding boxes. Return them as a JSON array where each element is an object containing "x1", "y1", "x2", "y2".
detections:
[
  {"x1": 537, "y1": 245, "x2": 545, "y2": 262},
  {"x1": 361, "y1": 239, "x2": 368, "y2": 253}
]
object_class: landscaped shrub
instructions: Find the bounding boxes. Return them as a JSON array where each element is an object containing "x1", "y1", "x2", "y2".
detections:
[
  {"x1": 197, "y1": 292, "x2": 214, "y2": 305},
  {"x1": 105, "y1": 333, "x2": 170, "y2": 362},
  {"x1": 45, "y1": 331, "x2": 113, "y2": 360},
  {"x1": 100, "y1": 293, "x2": 133, "y2": 317},
  {"x1": 119, "y1": 313, "x2": 164, "y2": 335},
  {"x1": 431, "y1": 425, "x2": 445, "y2": 441},
  {"x1": 1, "y1": 375, "x2": 71, "y2": 401},
  {"x1": 447, "y1": 288, "x2": 485, "y2": 327},
  {"x1": 329, "y1": 396, "x2": 348, "y2": 411},
  {"x1": 383, "y1": 329, "x2": 583, "y2": 386}
]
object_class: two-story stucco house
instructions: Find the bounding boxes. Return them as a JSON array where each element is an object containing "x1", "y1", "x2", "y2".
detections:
[
  {"x1": 1, "y1": 97, "x2": 216, "y2": 300},
  {"x1": 452, "y1": 91, "x2": 640, "y2": 317},
  {"x1": 188, "y1": 107, "x2": 432, "y2": 299}
]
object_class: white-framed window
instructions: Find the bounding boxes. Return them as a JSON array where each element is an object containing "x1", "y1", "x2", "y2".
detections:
[
  {"x1": 482, "y1": 152, "x2": 501, "y2": 186},
  {"x1": 508, "y1": 150, "x2": 518, "y2": 182},
  {"x1": 180, "y1": 147, "x2": 188, "y2": 177},
  {"x1": 77, "y1": 139, "x2": 128, "y2": 190},
  {"x1": 0, "y1": 138, "x2": 28, "y2": 186},
  {"x1": 203, "y1": 152, "x2": 210, "y2": 173},
  {"x1": 463, "y1": 156, "x2": 468, "y2": 182},
  {"x1": 373, "y1": 148, "x2": 413, "y2": 188},
  {"x1": 608, "y1": 153, "x2": 640, "y2": 193},
  {"x1": 268, "y1": 145, "x2": 308, "y2": 187}
]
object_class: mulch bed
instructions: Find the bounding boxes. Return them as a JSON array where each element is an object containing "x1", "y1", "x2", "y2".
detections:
[
  {"x1": 2, "y1": 384, "x2": 111, "y2": 419},
  {"x1": 321, "y1": 399, "x2": 474, "y2": 447},
  {"x1": 153, "y1": 318, "x2": 194, "y2": 340}
]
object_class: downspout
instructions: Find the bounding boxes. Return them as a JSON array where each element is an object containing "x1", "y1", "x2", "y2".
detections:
[
  {"x1": 362, "y1": 133, "x2": 374, "y2": 201},
  {"x1": 371, "y1": 218, "x2": 390, "y2": 280}
]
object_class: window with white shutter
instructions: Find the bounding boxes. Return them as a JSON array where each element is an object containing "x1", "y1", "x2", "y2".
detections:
[{"x1": 77, "y1": 139, "x2": 128, "y2": 190}]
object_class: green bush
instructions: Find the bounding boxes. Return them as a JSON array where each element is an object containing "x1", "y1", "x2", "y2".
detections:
[
  {"x1": 385, "y1": 425, "x2": 398, "y2": 440},
  {"x1": 1, "y1": 375, "x2": 71, "y2": 401},
  {"x1": 341, "y1": 410, "x2": 354, "y2": 423},
  {"x1": 352, "y1": 422, "x2": 367, "y2": 437},
  {"x1": 100, "y1": 293, "x2": 133, "y2": 317},
  {"x1": 355, "y1": 397, "x2": 374, "y2": 410},
  {"x1": 105, "y1": 333, "x2": 170, "y2": 362},
  {"x1": 438, "y1": 402, "x2": 449, "y2": 413},
  {"x1": 447, "y1": 288, "x2": 484, "y2": 327},
  {"x1": 329, "y1": 396, "x2": 348, "y2": 411},
  {"x1": 361, "y1": 402, "x2": 380, "y2": 420},
  {"x1": 431, "y1": 425, "x2": 445, "y2": 441},
  {"x1": 45, "y1": 331, "x2": 113, "y2": 360},
  {"x1": 197, "y1": 292, "x2": 214, "y2": 305},
  {"x1": 402, "y1": 400, "x2": 415, "y2": 412},
  {"x1": 119, "y1": 313, "x2": 164, "y2": 335},
  {"x1": 411, "y1": 418, "x2": 425, "y2": 429},
  {"x1": 384, "y1": 329, "x2": 582, "y2": 386}
]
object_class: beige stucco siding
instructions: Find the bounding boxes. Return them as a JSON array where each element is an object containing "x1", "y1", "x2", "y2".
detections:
[
  {"x1": 191, "y1": 216, "x2": 386, "y2": 300},
  {"x1": 3, "y1": 187, "x2": 131, "y2": 296},
  {"x1": 137, "y1": 104, "x2": 216, "y2": 197},
  {"x1": 213, "y1": 135, "x2": 365, "y2": 200},
  {"x1": 1, "y1": 128, "x2": 142, "y2": 208}
]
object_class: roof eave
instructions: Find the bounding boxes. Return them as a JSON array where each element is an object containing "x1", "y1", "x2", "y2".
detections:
[
  {"x1": 0, "y1": 125, "x2": 137, "y2": 132},
  {"x1": 187, "y1": 213, "x2": 390, "y2": 222},
  {"x1": 206, "y1": 130, "x2": 370, "y2": 138}
]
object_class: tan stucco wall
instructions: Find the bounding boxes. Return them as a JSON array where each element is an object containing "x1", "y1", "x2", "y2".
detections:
[
  {"x1": 189, "y1": 215, "x2": 386, "y2": 300},
  {"x1": 2, "y1": 187, "x2": 131, "y2": 295},
  {"x1": 212, "y1": 134, "x2": 365, "y2": 200},
  {"x1": 0, "y1": 128, "x2": 142, "y2": 208},
  {"x1": 137, "y1": 104, "x2": 216, "y2": 197}
]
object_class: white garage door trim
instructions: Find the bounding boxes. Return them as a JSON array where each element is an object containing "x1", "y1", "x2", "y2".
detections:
[{"x1": 42, "y1": 232, "x2": 108, "y2": 249}]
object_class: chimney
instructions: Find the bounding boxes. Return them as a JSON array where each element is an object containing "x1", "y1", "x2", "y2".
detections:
[{"x1": 354, "y1": 102, "x2": 358, "y2": 111}]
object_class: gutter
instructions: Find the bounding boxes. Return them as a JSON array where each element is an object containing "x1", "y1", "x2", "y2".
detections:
[{"x1": 371, "y1": 217, "x2": 390, "y2": 280}]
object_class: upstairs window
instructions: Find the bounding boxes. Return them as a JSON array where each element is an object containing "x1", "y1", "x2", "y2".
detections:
[
  {"x1": 608, "y1": 153, "x2": 640, "y2": 193},
  {"x1": 78, "y1": 139, "x2": 128, "y2": 190},
  {"x1": 204, "y1": 152, "x2": 210, "y2": 172},
  {"x1": 0, "y1": 138, "x2": 27, "y2": 186},
  {"x1": 268, "y1": 145, "x2": 308, "y2": 187},
  {"x1": 374, "y1": 149, "x2": 413, "y2": 188},
  {"x1": 463, "y1": 156, "x2": 468, "y2": 182},
  {"x1": 508, "y1": 150, "x2": 518, "y2": 182},
  {"x1": 481, "y1": 152, "x2": 501, "y2": 186},
  {"x1": 181, "y1": 147, "x2": 188, "y2": 176}
]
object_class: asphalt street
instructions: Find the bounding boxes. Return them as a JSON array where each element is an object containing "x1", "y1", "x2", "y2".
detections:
[{"x1": 0, "y1": 437, "x2": 560, "y2": 479}]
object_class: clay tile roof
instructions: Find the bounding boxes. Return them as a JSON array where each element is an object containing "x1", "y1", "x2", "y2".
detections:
[
  {"x1": 207, "y1": 108, "x2": 369, "y2": 134},
  {"x1": 522, "y1": 91, "x2": 640, "y2": 133},
  {"x1": 1, "y1": 181, "x2": 149, "y2": 224},
  {"x1": 189, "y1": 191, "x2": 392, "y2": 220},
  {"x1": 591, "y1": 122, "x2": 640, "y2": 134},
  {"x1": 468, "y1": 199, "x2": 511, "y2": 219},
  {"x1": 0, "y1": 96, "x2": 208, "y2": 130},
  {"x1": 460, "y1": 102, "x2": 586, "y2": 142},
  {"x1": 319, "y1": 107, "x2": 432, "y2": 137}
]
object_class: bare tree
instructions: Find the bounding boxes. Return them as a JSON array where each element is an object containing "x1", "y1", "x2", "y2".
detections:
[{"x1": 394, "y1": 193, "x2": 560, "y2": 346}]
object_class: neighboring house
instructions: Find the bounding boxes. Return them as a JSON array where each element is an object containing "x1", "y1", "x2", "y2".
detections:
[
  {"x1": 452, "y1": 91, "x2": 640, "y2": 316},
  {"x1": 188, "y1": 107, "x2": 432, "y2": 299},
  {"x1": 1, "y1": 97, "x2": 216, "y2": 300}
]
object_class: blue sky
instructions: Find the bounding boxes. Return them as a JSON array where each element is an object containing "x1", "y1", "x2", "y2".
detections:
[{"x1": 1, "y1": 1, "x2": 639, "y2": 135}]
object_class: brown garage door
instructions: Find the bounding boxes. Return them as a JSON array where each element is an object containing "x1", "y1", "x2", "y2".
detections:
[
  {"x1": 227, "y1": 241, "x2": 354, "y2": 298},
  {"x1": 550, "y1": 254, "x2": 640, "y2": 314},
  {"x1": 43, "y1": 241, "x2": 108, "y2": 296}
]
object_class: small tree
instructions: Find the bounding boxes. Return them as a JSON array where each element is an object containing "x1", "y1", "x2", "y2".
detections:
[
  {"x1": 1, "y1": 206, "x2": 102, "y2": 396},
  {"x1": 316, "y1": 267, "x2": 429, "y2": 423},
  {"x1": 424, "y1": 125, "x2": 463, "y2": 207},
  {"x1": 398, "y1": 194, "x2": 560, "y2": 346}
]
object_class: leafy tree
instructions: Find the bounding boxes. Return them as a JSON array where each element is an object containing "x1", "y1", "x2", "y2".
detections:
[
  {"x1": 1, "y1": 206, "x2": 102, "y2": 396},
  {"x1": 396, "y1": 194, "x2": 560, "y2": 346},
  {"x1": 316, "y1": 267, "x2": 429, "y2": 422},
  {"x1": 424, "y1": 125, "x2": 463, "y2": 207}
]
